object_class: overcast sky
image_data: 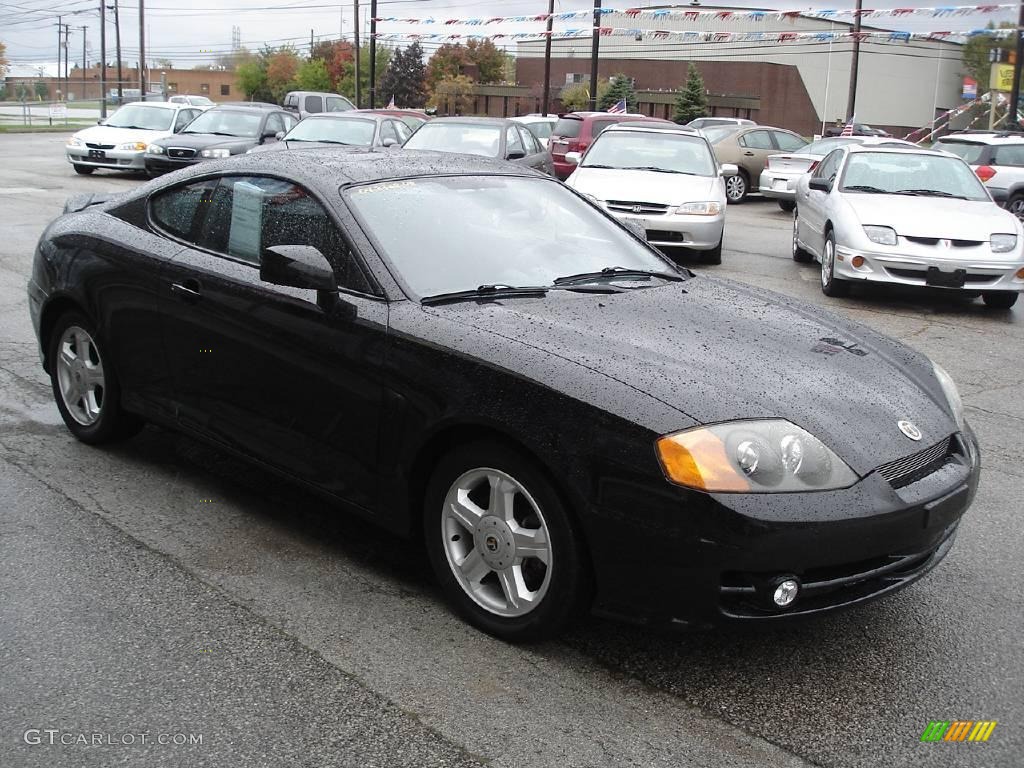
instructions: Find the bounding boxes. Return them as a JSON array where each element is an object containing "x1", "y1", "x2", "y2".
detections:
[{"x1": 3, "y1": 1, "x2": 1016, "y2": 75}]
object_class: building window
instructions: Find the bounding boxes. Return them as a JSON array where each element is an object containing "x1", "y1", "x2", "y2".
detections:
[
  {"x1": 220, "y1": 84, "x2": 230, "y2": 96},
  {"x1": 565, "y1": 73, "x2": 586, "y2": 85},
  {"x1": 167, "y1": 82, "x2": 178, "y2": 92},
  {"x1": 200, "y1": 83, "x2": 210, "y2": 93}
]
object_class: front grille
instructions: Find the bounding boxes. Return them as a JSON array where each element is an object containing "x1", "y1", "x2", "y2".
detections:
[
  {"x1": 168, "y1": 147, "x2": 196, "y2": 159},
  {"x1": 85, "y1": 142, "x2": 114, "y2": 150},
  {"x1": 876, "y1": 436, "x2": 955, "y2": 488},
  {"x1": 645, "y1": 229, "x2": 685, "y2": 243},
  {"x1": 904, "y1": 236, "x2": 984, "y2": 247},
  {"x1": 607, "y1": 200, "x2": 669, "y2": 215}
]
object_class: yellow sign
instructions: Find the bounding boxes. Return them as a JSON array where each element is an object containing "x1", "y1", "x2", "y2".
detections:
[{"x1": 990, "y1": 63, "x2": 1014, "y2": 92}]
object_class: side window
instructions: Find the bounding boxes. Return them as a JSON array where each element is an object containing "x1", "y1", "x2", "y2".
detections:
[
  {"x1": 591, "y1": 119, "x2": 616, "y2": 138},
  {"x1": 517, "y1": 125, "x2": 540, "y2": 155},
  {"x1": 993, "y1": 144, "x2": 1024, "y2": 167},
  {"x1": 325, "y1": 97, "x2": 350, "y2": 112},
  {"x1": 193, "y1": 176, "x2": 372, "y2": 293},
  {"x1": 401, "y1": 116, "x2": 425, "y2": 131},
  {"x1": 264, "y1": 113, "x2": 284, "y2": 136},
  {"x1": 150, "y1": 179, "x2": 217, "y2": 241},
  {"x1": 393, "y1": 120, "x2": 412, "y2": 143},
  {"x1": 282, "y1": 113, "x2": 298, "y2": 132},
  {"x1": 380, "y1": 120, "x2": 399, "y2": 145},
  {"x1": 506, "y1": 125, "x2": 524, "y2": 157},
  {"x1": 814, "y1": 149, "x2": 843, "y2": 182},
  {"x1": 772, "y1": 131, "x2": 806, "y2": 152},
  {"x1": 739, "y1": 130, "x2": 774, "y2": 150},
  {"x1": 284, "y1": 93, "x2": 298, "y2": 108},
  {"x1": 173, "y1": 109, "x2": 194, "y2": 131},
  {"x1": 304, "y1": 95, "x2": 322, "y2": 114}
]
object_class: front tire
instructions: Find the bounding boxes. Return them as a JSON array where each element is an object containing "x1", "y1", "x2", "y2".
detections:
[
  {"x1": 982, "y1": 291, "x2": 1019, "y2": 309},
  {"x1": 73, "y1": 164, "x2": 94, "y2": 175},
  {"x1": 700, "y1": 237, "x2": 723, "y2": 265},
  {"x1": 423, "y1": 441, "x2": 590, "y2": 642},
  {"x1": 820, "y1": 231, "x2": 850, "y2": 297},
  {"x1": 778, "y1": 199, "x2": 796, "y2": 213},
  {"x1": 792, "y1": 210, "x2": 813, "y2": 263},
  {"x1": 48, "y1": 312, "x2": 143, "y2": 444},
  {"x1": 725, "y1": 172, "x2": 748, "y2": 204},
  {"x1": 1006, "y1": 193, "x2": 1024, "y2": 220}
]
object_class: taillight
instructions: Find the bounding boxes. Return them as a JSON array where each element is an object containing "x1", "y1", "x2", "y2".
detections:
[
  {"x1": 808, "y1": 160, "x2": 820, "y2": 172},
  {"x1": 975, "y1": 165, "x2": 997, "y2": 182}
]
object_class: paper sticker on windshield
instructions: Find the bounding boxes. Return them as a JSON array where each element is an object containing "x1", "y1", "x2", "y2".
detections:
[{"x1": 355, "y1": 181, "x2": 415, "y2": 194}]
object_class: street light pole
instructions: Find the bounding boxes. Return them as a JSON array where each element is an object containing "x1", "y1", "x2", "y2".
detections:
[
  {"x1": 369, "y1": 0, "x2": 377, "y2": 108},
  {"x1": 113, "y1": 0, "x2": 123, "y2": 102},
  {"x1": 354, "y1": 0, "x2": 360, "y2": 108},
  {"x1": 80, "y1": 25, "x2": 87, "y2": 100},
  {"x1": 1008, "y1": 0, "x2": 1024, "y2": 126},
  {"x1": 846, "y1": 0, "x2": 863, "y2": 121},
  {"x1": 139, "y1": 0, "x2": 146, "y2": 95},
  {"x1": 542, "y1": 0, "x2": 554, "y2": 116},
  {"x1": 100, "y1": 0, "x2": 107, "y2": 117},
  {"x1": 589, "y1": 0, "x2": 601, "y2": 111}
]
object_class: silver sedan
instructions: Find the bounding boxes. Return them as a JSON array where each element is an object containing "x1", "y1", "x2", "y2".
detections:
[
  {"x1": 759, "y1": 136, "x2": 915, "y2": 212},
  {"x1": 792, "y1": 144, "x2": 1024, "y2": 309}
]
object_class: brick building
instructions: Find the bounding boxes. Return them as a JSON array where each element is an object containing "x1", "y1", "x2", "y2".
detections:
[{"x1": 4, "y1": 65, "x2": 239, "y2": 103}]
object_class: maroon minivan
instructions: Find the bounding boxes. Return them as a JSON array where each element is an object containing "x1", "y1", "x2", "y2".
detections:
[{"x1": 549, "y1": 112, "x2": 672, "y2": 179}]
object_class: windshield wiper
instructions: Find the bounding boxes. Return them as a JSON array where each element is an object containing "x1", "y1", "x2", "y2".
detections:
[
  {"x1": 420, "y1": 284, "x2": 549, "y2": 305},
  {"x1": 580, "y1": 163, "x2": 616, "y2": 169},
  {"x1": 621, "y1": 166, "x2": 697, "y2": 175},
  {"x1": 843, "y1": 185, "x2": 888, "y2": 194},
  {"x1": 894, "y1": 189, "x2": 966, "y2": 199},
  {"x1": 553, "y1": 266, "x2": 683, "y2": 286}
]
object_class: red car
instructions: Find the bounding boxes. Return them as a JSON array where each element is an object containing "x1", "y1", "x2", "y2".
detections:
[
  {"x1": 355, "y1": 108, "x2": 431, "y2": 132},
  {"x1": 549, "y1": 112, "x2": 673, "y2": 180}
]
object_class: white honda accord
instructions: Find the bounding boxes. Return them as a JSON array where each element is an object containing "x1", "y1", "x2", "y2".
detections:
[
  {"x1": 793, "y1": 144, "x2": 1024, "y2": 308},
  {"x1": 564, "y1": 123, "x2": 736, "y2": 264}
]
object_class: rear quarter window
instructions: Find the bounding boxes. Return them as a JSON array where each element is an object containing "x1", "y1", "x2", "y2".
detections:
[
  {"x1": 992, "y1": 144, "x2": 1024, "y2": 167},
  {"x1": 934, "y1": 141, "x2": 986, "y2": 164},
  {"x1": 552, "y1": 118, "x2": 582, "y2": 138},
  {"x1": 590, "y1": 119, "x2": 618, "y2": 138}
]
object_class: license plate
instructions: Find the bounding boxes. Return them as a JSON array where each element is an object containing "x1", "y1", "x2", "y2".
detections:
[
  {"x1": 925, "y1": 266, "x2": 966, "y2": 288},
  {"x1": 88, "y1": 149, "x2": 106, "y2": 159},
  {"x1": 773, "y1": 179, "x2": 787, "y2": 191}
]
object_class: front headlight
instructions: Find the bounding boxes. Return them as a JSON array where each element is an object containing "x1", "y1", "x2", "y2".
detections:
[
  {"x1": 675, "y1": 201, "x2": 722, "y2": 216},
  {"x1": 932, "y1": 362, "x2": 965, "y2": 431},
  {"x1": 656, "y1": 419, "x2": 858, "y2": 493},
  {"x1": 146, "y1": 144, "x2": 164, "y2": 155},
  {"x1": 116, "y1": 141, "x2": 148, "y2": 151},
  {"x1": 201, "y1": 148, "x2": 231, "y2": 158},
  {"x1": 863, "y1": 225, "x2": 897, "y2": 246},
  {"x1": 990, "y1": 233, "x2": 1017, "y2": 253},
  {"x1": 66, "y1": 136, "x2": 84, "y2": 147}
]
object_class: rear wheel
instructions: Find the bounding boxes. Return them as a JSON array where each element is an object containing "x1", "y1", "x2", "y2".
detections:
[
  {"x1": 778, "y1": 199, "x2": 796, "y2": 213},
  {"x1": 820, "y1": 231, "x2": 850, "y2": 297},
  {"x1": 982, "y1": 291, "x2": 1019, "y2": 309},
  {"x1": 792, "y1": 210, "x2": 813, "y2": 263},
  {"x1": 725, "y1": 172, "x2": 748, "y2": 204},
  {"x1": 424, "y1": 442, "x2": 589, "y2": 642},
  {"x1": 48, "y1": 312, "x2": 143, "y2": 444},
  {"x1": 1007, "y1": 193, "x2": 1024, "y2": 220},
  {"x1": 73, "y1": 164, "x2": 94, "y2": 175}
]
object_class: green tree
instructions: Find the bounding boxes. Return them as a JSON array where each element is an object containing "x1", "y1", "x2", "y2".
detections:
[
  {"x1": 429, "y1": 74, "x2": 474, "y2": 115},
  {"x1": 674, "y1": 63, "x2": 708, "y2": 124},
  {"x1": 598, "y1": 73, "x2": 637, "y2": 112},
  {"x1": 962, "y1": 24, "x2": 1015, "y2": 96},
  {"x1": 236, "y1": 59, "x2": 269, "y2": 101},
  {"x1": 465, "y1": 38, "x2": 508, "y2": 84},
  {"x1": 310, "y1": 40, "x2": 354, "y2": 91},
  {"x1": 337, "y1": 44, "x2": 392, "y2": 103},
  {"x1": 266, "y1": 47, "x2": 300, "y2": 101},
  {"x1": 559, "y1": 79, "x2": 609, "y2": 112},
  {"x1": 295, "y1": 58, "x2": 331, "y2": 92},
  {"x1": 34, "y1": 80, "x2": 49, "y2": 99},
  {"x1": 426, "y1": 43, "x2": 471, "y2": 91},
  {"x1": 379, "y1": 42, "x2": 427, "y2": 108}
]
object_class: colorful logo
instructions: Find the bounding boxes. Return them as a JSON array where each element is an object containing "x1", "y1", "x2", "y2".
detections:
[{"x1": 920, "y1": 721, "x2": 997, "y2": 743}]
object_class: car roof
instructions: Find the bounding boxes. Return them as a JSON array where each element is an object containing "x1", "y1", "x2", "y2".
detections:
[
  {"x1": 208, "y1": 104, "x2": 280, "y2": 114},
  {"x1": 425, "y1": 116, "x2": 514, "y2": 126},
  {"x1": 305, "y1": 113, "x2": 379, "y2": 121},
  {"x1": 220, "y1": 101, "x2": 279, "y2": 109},
  {"x1": 604, "y1": 122, "x2": 701, "y2": 136},
  {"x1": 117, "y1": 101, "x2": 178, "y2": 110},
  {"x1": 845, "y1": 145, "x2": 946, "y2": 157}
]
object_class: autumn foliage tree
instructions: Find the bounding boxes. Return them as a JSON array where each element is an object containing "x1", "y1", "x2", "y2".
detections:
[
  {"x1": 426, "y1": 43, "x2": 471, "y2": 91},
  {"x1": 311, "y1": 40, "x2": 354, "y2": 91},
  {"x1": 266, "y1": 48, "x2": 300, "y2": 100}
]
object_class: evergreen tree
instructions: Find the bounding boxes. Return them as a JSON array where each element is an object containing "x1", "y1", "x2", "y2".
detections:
[
  {"x1": 379, "y1": 42, "x2": 427, "y2": 108},
  {"x1": 598, "y1": 73, "x2": 637, "y2": 112},
  {"x1": 674, "y1": 63, "x2": 709, "y2": 124}
]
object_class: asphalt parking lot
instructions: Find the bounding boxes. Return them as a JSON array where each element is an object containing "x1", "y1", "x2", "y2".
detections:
[{"x1": 1, "y1": 132, "x2": 1021, "y2": 768}]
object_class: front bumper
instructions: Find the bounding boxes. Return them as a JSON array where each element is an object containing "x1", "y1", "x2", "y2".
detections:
[
  {"x1": 758, "y1": 169, "x2": 800, "y2": 201},
  {"x1": 144, "y1": 154, "x2": 204, "y2": 174},
  {"x1": 586, "y1": 427, "x2": 980, "y2": 629},
  {"x1": 603, "y1": 207, "x2": 725, "y2": 250},
  {"x1": 66, "y1": 147, "x2": 146, "y2": 171},
  {"x1": 833, "y1": 241, "x2": 1024, "y2": 292}
]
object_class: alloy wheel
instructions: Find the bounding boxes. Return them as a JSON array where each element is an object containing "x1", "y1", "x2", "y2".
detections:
[
  {"x1": 1009, "y1": 197, "x2": 1024, "y2": 220},
  {"x1": 725, "y1": 174, "x2": 746, "y2": 202},
  {"x1": 821, "y1": 238, "x2": 834, "y2": 288},
  {"x1": 441, "y1": 467, "x2": 552, "y2": 618},
  {"x1": 56, "y1": 325, "x2": 106, "y2": 426}
]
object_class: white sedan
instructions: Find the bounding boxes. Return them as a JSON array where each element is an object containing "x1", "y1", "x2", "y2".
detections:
[
  {"x1": 64, "y1": 101, "x2": 206, "y2": 175},
  {"x1": 793, "y1": 144, "x2": 1024, "y2": 308}
]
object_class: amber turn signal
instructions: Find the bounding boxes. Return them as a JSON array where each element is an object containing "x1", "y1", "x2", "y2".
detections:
[{"x1": 656, "y1": 430, "x2": 751, "y2": 492}]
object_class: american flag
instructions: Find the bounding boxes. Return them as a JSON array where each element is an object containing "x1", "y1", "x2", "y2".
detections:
[
  {"x1": 840, "y1": 116, "x2": 856, "y2": 137},
  {"x1": 607, "y1": 99, "x2": 627, "y2": 114}
]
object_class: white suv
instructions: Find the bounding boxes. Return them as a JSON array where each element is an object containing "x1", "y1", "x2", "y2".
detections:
[{"x1": 932, "y1": 131, "x2": 1024, "y2": 218}]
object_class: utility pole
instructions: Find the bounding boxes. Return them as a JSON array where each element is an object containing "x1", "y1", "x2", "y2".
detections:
[
  {"x1": 542, "y1": 0, "x2": 554, "y2": 115},
  {"x1": 846, "y1": 0, "x2": 863, "y2": 121},
  {"x1": 57, "y1": 16, "x2": 63, "y2": 101},
  {"x1": 139, "y1": 0, "x2": 146, "y2": 95},
  {"x1": 369, "y1": 0, "x2": 377, "y2": 108},
  {"x1": 113, "y1": 0, "x2": 123, "y2": 102},
  {"x1": 354, "y1": 0, "x2": 361, "y2": 108},
  {"x1": 64, "y1": 24, "x2": 72, "y2": 94},
  {"x1": 310, "y1": 29, "x2": 314, "y2": 55},
  {"x1": 1009, "y1": 0, "x2": 1024, "y2": 127},
  {"x1": 589, "y1": 0, "x2": 602, "y2": 111},
  {"x1": 80, "y1": 25, "x2": 88, "y2": 101},
  {"x1": 100, "y1": 0, "x2": 107, "y2": 116}
]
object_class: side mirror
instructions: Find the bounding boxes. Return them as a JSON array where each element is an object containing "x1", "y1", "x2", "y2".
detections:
[
  {"x1": 260, "y1": 245, "x2": 336, "y2": 291},
  {"x1": 565, "y1": 151, "x2": 582, "y2": 166},
  {"x1": 506, "y1": 149, "x2": 526, "y2": 161},
  {"x1": 809, "y1": 176, "x2": 831, "y2": 193},
  {"x1": 720, "y1": 163, "x2": 739, "y2": 177},
  {"x1": 381, "y1": 137, "x2": 398, "y2": 147},
  {"x1": 274, "y1": 131, "x2": 285, "y2": 141},
  {"x1": 260, "y1": 129, "x2": 278, "y2": 144}
]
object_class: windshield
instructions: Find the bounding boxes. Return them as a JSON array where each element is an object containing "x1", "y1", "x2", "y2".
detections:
[
  {"x1": 932, "y1": 140, "x2": 986, "y2": 164},
  {"x1": 839, "y1": 151, "x2": 990, "y2": 200},
  {"x1": 285, "y1": 117, "x2": 376, "y2": 145},
  {"x1": 524, "y1": 121, "x2": 553, "y2": 139},
  {"x1": 552, "y1": 117, "x2": 582, "y2": 138},
  {"x1": 582, "y1": 131, "x2": 716, "y2": 175},
  {"x1": 105, "y1": 105, "x2": 174, "y2": 131},
  {"x1": 182, "y1": 109, "x2": 261, "y2": 138},
  {"x1": 702, "y1": 125, "x2": 741, "y2": 144},
  {"x1": 403, "y1": 122, "x2": 502, "y2": 157},
  {"x1": 345, "y1": 176, "x2": 670, "y2": 298}
]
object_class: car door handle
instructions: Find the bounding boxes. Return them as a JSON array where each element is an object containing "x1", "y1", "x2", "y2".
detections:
[
  {"x1": 743, "y1": 151, "x2": 755, "y2": 156},
  {"x1": 170, "y1": 279, "x2": 201, "y2": 300}
]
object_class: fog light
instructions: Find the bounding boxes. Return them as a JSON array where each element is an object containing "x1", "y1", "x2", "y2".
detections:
[
  {"x1": 772, "y1": 578, "x2": 800, "y2": 607},
  {"x1": 852, "y1": 255, "x2": 865, "y2": 268},
  {"x1": 1016, "y1": 267, "x2": 1024, "y2": 279}
]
